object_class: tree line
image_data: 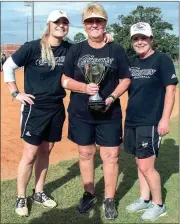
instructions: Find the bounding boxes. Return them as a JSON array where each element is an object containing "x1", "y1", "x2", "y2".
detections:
[{"x1": 64, "y1": 6, "x2": 179, "y2": 60}]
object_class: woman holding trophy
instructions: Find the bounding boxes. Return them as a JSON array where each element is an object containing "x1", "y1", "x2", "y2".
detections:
[{"x1": 62, "y1": 3, "x2": 131, "y2": 220}]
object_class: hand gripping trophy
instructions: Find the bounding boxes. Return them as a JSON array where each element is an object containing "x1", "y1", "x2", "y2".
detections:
[{"x1": 85, "y1": 63, "x2": 106, "y2": 112}]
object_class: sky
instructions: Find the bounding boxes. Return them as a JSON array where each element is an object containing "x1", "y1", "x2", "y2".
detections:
[{"x1": 1, "y1": 1, "x2": 179, "y2": 44}]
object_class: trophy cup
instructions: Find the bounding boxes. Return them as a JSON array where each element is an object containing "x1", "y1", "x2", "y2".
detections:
[{"x1": 85, "y1": 63, "x2": 106, "y2": 112}]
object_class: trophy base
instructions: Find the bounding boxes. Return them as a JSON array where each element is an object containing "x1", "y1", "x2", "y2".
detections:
[{"x1": 88, "y1": 100, "x2": 106, "y2": 112}]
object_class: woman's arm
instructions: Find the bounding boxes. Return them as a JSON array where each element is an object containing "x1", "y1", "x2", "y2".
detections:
[
  {"x1": 158, "y1": 85, "x2": 176, "y2": 136},
  {"x1": 110, "y1": 78, "x2": 131, "y2": 99},
  {"x1": 61, "y1": 74, "x2": 99, "y2": 96},
  {"x1": 104, "y1": 78, "x2": 131, "y2": 111},
  {"x1": 3, "y1": 57, "x2": 35, "y2": 105}
]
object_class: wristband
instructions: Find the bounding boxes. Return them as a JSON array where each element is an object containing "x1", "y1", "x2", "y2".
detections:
[
  {"x1": 11, "y1": 90, "x2": 20, "y2": 99},
  {"x1": 108, "y1": 94, "x2": 116, "y2": 102}
]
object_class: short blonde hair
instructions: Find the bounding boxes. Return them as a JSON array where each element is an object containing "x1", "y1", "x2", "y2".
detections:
[{"x1": 82, "y1": 3, "x2": 108, "y2": 22}]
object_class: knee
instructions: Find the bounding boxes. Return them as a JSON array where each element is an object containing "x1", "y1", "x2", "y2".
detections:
[
  {"x1": 21, "y1": 151, "x2": 37, "y2": 166},
  {"x1": 101, "y1": 151, "x2": 119, "y2": 164},
  {"x1": 39, "y1": 142, "x2": 54, "y2": 156},
  {"x1": 79, "y1": 151, "x2": 95, "y2": 161},
  {"x1": 48, "y1": 143, "x2": 54, "y2": 153},
  {"x1": 49, "y1": 142, "x2": 54, "y2": 150},
  {"x1": 138, "y1": 165, "x2": 154, "y2": 176}
]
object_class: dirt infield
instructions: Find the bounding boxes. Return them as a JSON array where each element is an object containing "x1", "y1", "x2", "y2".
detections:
[{"x1": 1, "y1": 70, "x2": 179, "y2": 180}]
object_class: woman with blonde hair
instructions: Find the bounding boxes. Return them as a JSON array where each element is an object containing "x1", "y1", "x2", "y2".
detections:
[
  {"x1": 62, "y1": 3, "x2": 131, "y2": 220},
  {"x1": 3, "y1": 8, "x2": 113, "y2": 217},
  {"x1": 3, "y1": 10, "x2": 71, "y2": 217}
]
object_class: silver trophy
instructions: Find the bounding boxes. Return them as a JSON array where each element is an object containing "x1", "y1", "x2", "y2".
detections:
[{"x1": 85, "y1": 63, "x2": 106, "y2": 112}]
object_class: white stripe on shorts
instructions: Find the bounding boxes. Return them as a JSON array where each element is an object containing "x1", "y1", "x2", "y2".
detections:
[
  {"x1": 20, "y1": 104, "x2": 24, "y2": 128},
  {"x1": 152, "y1": 126, "x2": 155, "y2": 155},
  {"x1": 21, "y1": 104, "x2": 32, "y2": 137},
  {"x1": 158, "y1": 136, "x2": 162, "y2": 148}
]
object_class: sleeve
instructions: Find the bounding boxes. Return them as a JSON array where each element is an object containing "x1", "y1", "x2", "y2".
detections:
[
  {"x1": 3, "y1": 57, "x2": 18, "y2": 82},
  {"x1": 117, "y1": 46, "x2": 131, "y2": 79},
  {"x1": 159, "y1": 54, "x2": 179, "y2": 86},
  {"x1": 11, "y1": 42, "x2": 33, "y2": 67},
  {"x1": 63, "y1": 44, "x2": 76, "y2": 78}
]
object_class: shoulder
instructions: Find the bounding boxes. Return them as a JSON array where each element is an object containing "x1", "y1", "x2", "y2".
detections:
[
  {"x1": 108, "y1": 43, "x2": 126, "y2": 52},
  {"x1": 129, "y1": 55, "x2": 138, "y2": 65},
  {"x1": 26, "y1": 39, "x2": 40, "y2": 47},
  {"x1": 21, "y1": 39, "x2": 41, "y2": 51},
  {"x1": 61, "y1": 40, "x2": 73, "y2": 49},
  {"x1": 156, "y1": 51, "x2": 172, "y2": 59},
  {"x1": 108, "y1": 43, "x2": 129, "y2": 58},
  {"x1": 73, "y1": 40, "x2": 87, "y2": 48},
  {"x1": 155, "y1": 51, "x2": 174, "y2": 64},
  {"x1": 68, "y1": 40, "x2": 87, "y2": 52}
]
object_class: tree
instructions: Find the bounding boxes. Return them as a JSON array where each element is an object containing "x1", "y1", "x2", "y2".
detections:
[
  {"x1": 63, "y1": 36, "x2": 73, "y2": 43},
  {"x1": 74, "y1": 32, "x2": 86, "y2": 43},
  {"x1": 109, "y1": 6, "x2": 178, "y2": 59}
]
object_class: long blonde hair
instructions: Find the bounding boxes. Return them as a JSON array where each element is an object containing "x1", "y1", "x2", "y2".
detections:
[{"x1": 40, "y1": 23, "x2": 56, "y2": 70}]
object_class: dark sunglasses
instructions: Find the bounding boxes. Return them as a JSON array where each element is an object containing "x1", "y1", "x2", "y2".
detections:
[
  {"x1": 132, "y1": 36, "x2": 149, "y2": 41},
  {"x1": 84, "y1": 18, "x2": 105, "y2": 24}
]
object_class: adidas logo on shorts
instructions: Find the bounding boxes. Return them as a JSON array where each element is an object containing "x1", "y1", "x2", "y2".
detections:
[
  {"x1": 171, "y1": 74, "x2": 176, "y2": 79},
  {"x1": 142, "y1": 142, "x2": 148, "y2": 148},
  {"x1": 25, "y1": 131, "x2": 31, "y2": 136}
]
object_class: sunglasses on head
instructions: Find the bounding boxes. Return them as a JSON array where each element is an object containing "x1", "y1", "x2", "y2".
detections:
[
  {"x1": 132, "y1": 36, "x2": 149, "y2": 41},
  {"x1": 84, "y1": 18, "x2": 105, "y2": 24}
]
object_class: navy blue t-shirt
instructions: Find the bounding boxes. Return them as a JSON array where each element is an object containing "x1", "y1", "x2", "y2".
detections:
[
  {"x1": 12, "y1": 39, "x2": 71, "y2": 105},
  {"x1": 63, "y1": 40, "x2": 131, "y2": 123},
  {"x1": 125, "y1": 51, "x2": 179, "y2": 127}
]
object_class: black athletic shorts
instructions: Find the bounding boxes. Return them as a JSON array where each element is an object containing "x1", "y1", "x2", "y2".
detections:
[
  {"x1": 20, "y1": 103, "x2": 65, "y2": 146},
  {"x1": 68, "y1": 117, "x2": 122, "y2": 147},
  {"x1": 124, "y1": 126, "x2": 162, "y2": 158}
]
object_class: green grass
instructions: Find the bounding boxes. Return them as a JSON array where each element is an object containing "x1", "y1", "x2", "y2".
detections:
[{"x1": 1, "y1": 116, "x2": 179, "y2": 224}]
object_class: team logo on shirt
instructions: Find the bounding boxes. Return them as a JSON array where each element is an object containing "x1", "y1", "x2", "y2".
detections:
[
  {"x1": 35, "y1": 56, "x2": 65, "y2": 66},
  {"x1": 130, "y1": 67, "x2": 156, "y2": 79},
  {"x1": 77, "y1": 54, "x2": 114, "y2": 76},
  {"x1": 78, "y1": 54, "x2": 114, "y2": 67}
]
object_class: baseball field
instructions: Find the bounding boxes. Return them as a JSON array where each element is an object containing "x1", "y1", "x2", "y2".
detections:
[
  {"x1": 1, "y1": 70, "x2": 179, "y2": 224},
  {"x1": 1, "y1": 70, "x2": 129, "y2": 180},
  {"x1": 1, "y1": 70, "x2": 179, "y2": 180}
]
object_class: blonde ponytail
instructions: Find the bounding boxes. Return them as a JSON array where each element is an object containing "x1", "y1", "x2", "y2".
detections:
[{"x1": 40, "y1": 24, "x2": 56, "y2": 70}]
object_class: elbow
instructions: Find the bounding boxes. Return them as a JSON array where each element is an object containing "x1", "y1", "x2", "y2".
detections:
[
  {"x1": 166, "y1": 85, "x2": 176, "y2": 96},
  {"x1": 127, "y1": 78, "x2": 131, "y2": 86},
  {"x1": 61, "y1": 74, "x2": 70, "y2": 89},
  {"x1": 3, "y1": 61, "x2": 8, "y2": 77},
  {"x1": 2, "y1": 63, "x2": 6, "y2": 72},
  {"x1": 3, "y1": 57, "x2": 17, "y2": 83},
  {"x1": 124, "y1": 78, "x2": 131, "y2": 88}
]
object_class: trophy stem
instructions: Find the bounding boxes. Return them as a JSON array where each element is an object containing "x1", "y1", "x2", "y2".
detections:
[{"x1": 89, "y1": 92, "x2": 102, "y2": 101}]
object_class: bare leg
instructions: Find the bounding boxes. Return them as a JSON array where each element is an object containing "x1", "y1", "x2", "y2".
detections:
[
  {"x1": 100, "y1": 146, "x2": 119, "y2": 198},
  {"x1": 78, "y1": 144, "x2": 96, "y2": 194},
  {"x1": 136, "y1": 155, "x2": 162, "y2": 205},
  {"x1": 136, "y1": 158, "x2": 151, "y2": 200},
  {"x1": 17, "y1": 141, "x2": 39, "y2": 196},
  {"x1": 34, "y1": 141, "x2": 54, "y2": 193}
]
